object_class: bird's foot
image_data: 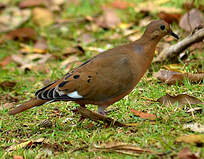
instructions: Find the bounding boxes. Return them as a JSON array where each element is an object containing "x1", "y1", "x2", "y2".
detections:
[{"x1": 98, "y1": 106, "x2": 106, "y2": 116}]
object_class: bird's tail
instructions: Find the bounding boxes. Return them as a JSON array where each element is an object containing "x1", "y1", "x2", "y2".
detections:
[{"x1": 8, "y1": 98, "x2": 48, "y2": 115}]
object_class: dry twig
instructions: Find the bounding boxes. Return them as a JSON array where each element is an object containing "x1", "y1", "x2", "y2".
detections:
[{"x1": 154, "y1": 25, "x2": 204, "y2": 62}]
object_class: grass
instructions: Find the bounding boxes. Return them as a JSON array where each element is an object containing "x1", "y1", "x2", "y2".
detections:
[{"x1": 0, "y1": 0, "x2": 204, "y2": 158}]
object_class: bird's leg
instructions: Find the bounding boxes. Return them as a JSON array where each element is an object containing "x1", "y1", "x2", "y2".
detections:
[
  {"x1": 98, "y1": 106, "x2": 106, "y2": 116},
  {"x1": 78, "y1": 104, "x2": 86, "y2": 122}
]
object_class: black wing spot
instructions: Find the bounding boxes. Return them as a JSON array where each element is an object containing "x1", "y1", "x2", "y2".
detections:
[
  {"x1": 73, "y1": 75, "x2": 80, "y2": 79},
  {"x1": 59, "y1": 81, "x2": 68, "y2": 87},
  {"x1": 88, "y1": 75, "x2": 92, "y2": 78}
]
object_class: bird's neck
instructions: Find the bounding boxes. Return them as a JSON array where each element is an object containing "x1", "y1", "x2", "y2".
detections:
[
  {"x1": 131, "y1": 34, "x2": 162, "y2": 76},
  {"x1": 132, "y1": 34, "x2": 160, "y2": 58}
]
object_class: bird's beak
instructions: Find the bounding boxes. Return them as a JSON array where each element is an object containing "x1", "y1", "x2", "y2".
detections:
[{"x1": 169, "y1": 30, "x2": 179, "y2": 39}]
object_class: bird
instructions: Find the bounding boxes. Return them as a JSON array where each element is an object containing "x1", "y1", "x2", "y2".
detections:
[{"x1": 8, "y1": 20, "x2": 179, "y2": 116}]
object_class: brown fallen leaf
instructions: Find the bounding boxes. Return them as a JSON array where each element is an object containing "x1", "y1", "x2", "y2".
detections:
[
  {"x1": 0, "y1": 7, "x2": 31, "y2": 33},
  {"x1": 157, "y1": 94, "x2": 203, "y2": 106},
  {"x1": 60, "y1": 55, "x2": 82, "y2": 72},
  {"x1": 184, "y1": 123, "x2": 204, "y2": 133},
  {"x1": 19, "y1": 0, "x2": 45, "y2": 8},
  {"x1": 34, "y1": 37, "x2": 48, "y2": 50},
  {"x1": 110, "y1": 0, "x2": 134, "y2": 10},
  {"x1": 130, "y1": 108, "x2": 157, "y2": 120},
  {"x1": 3, "y1": 28, "x2": 37, "y2": 41},
  {"x1": 0, "y1": 94, "x2": 19, "y2": 103},
  {"x1": 0, "y1": 103, "x2": 15, "y2": 110},
  {"x1": 89, "y1": 142, "x2": 156, "y2": 156},
  {"x1": 32, "y1": 7, "x2": 54, "y2": 27},
  {"x1": 78, "y1": 33, "x2": 95, "y2": 45},
  {"x1": 7, "y1": 138, "x2": 45, "y2": 151},
  {"x1": 11, "y1": 53, "x2": 51, "y2": 71},
  {"x1": 176, "y1": 134, "x2": 204, "y2": 145},
  {"x1": 95, "y1": 8, "x2": 121, "y2": 29},
  {"x1": 0, "y1": 2, "x2": 5, "y2": 9},
  {"x1": 62, "y1": 45, "x2": 85, "y2": 57},
  {"x1": 0, "y1": 56, "x2": 11, "y2": 67},
  {"x1": 179, "y1": 8, "x2": 204, "y2": 32},
  {"x1": 154, "y1": 69, "x2": 204, "y2": 84},
  {"x1": 13, "y1": 155, "x2": 24, "y2": 159},
  {"x1": 20, "y1": 43, "x2": 47, "y2": 54},
  {"x1": 177, "y1": 147, "x2": 199, "y2": 159},
  {"x1": 158, "y1": 11, "x2": 181, "y2": 24},
  {"x1": 0, "y1": 81, "x2": 16, "y2": 90}
]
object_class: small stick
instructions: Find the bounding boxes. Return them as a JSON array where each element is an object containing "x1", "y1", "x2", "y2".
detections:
[
  {"x1": 154, "y1": 25, "x2": 204, "y2": 62},
  {"x1": 72, "y1": 107, "x2": 127, "y2": 127}
]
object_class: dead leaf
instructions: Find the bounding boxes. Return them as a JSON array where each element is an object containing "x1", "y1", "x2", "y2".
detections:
[
  {"x1": 177, "y1": 147, "x2": 199, "y2": 159},
  {"x1": 13, "y1": 155, "x2": 24, "y2": 159},
  {"x1": 184, "y1": 123, "x2": 204, "y2": 133},
  {"x1": 7, "y1": 138, "x2": 45, "y2": 151},
  {"x1": 162, "y1": 64, "x2": 184, "y2": 73},
  {"x1": 78, "y1": 33, "x2": 95, "y2": 45},
  {"x1": 0, "y1": 94, "x2": 19, "y2": 103},
  {"x1": 176, "y1": 134, "x2": 204, "y2": 145},
  {"x1": 157, "y1": 94, "x2": 203, "y2": 106},
  {"x1": 62, "y1": 45, "x2": 85, "y2": 56},
  {"x1": 179, "y1": 8, "x2": 204, "y2": 32},
  {"x1": 90, "y1": 142, "x2": 156, "y2": 156},
  {"x1": 130, "y1": 108, "x2": 157, "y2": 120},
  {"x1": 0, "y1": 103, "x2": 15, "y2": 110},
  {"x1": 4, "y1": 28, "x2": 37, "y2": 41},
  {"x1": 19, "y1": 0, "x2": 45, "y2": 8},
  {"x1": 0, "y1": 81, "x2": 16, "y2": 90},
  {"x1": 32, "y1": 7, "x2": 54, "y2": 27},
  {"x1": 186, "y1": 107, "x2": 202, "y2": 113},
  {"x1": 110, "y1": 0, "x2": 134, "y2": 10},
  {"x1": 0, "y1": 7, "x2": 31, "y2": 33},
  {"x1": 11, "y1": 53, "x2": 51, "y2": 71},
  {"x1": 95, "y1": 8, "x2": 121, "y2": 29},
  {"x1": 154, "y1": 69, "x2": 204, "y2": 84},
  {"x1": 0, "y1": 56, "x2": 11, "y2": 67},
  {"x1": 134, "y1": 0, "x2": 182, "y2": 13},
  {"x1": 34, "y1": 37, "x2": 48, "y2": 50},
  {"x1": 60, "y1": 55, "x2": 81, "y2": 72},
  {"x1": 0, "y1": 2, "x2": 5, "y2": 9},
  {"x1": 158, "y1": 11, "x2": 181, "y2": 24},
  {"x1": 20, "y1": 43, "x2": 47, "y2": 54}
]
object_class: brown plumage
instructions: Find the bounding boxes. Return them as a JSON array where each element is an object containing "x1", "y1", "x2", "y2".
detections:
[{"x1": 8, "y1": 20, "x2": 178, "y2": 115}]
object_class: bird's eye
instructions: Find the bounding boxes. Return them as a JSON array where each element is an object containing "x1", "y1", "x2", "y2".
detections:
[{"x1": 160, "y1": 25, "x2": 165, "y2": 30}]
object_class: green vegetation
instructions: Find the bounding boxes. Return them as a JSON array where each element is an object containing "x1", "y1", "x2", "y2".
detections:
[{"x1": 0, "y1": 0, "x2": 203, "y2": 158}]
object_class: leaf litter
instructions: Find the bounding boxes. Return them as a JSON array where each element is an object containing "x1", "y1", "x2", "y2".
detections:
[
  {"x1": 130, "y1": 108, "x2": 157, "y2": 120},
  {"x1": 177, "y1": 147, "x2": 199, "y2": 159},
  {"x1": 154, "y1": 69, "x2": 204, "y2": 85},
  {"x1": 157, "y1": 94, "x2": 203, "y2": 106},
  {"x1": 89, "y1": 142, "x2": 158, "y2": 156}
]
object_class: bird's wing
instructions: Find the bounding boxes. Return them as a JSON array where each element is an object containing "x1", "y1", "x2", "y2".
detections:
[{"x1": 35, "y1": 51, "x2": 134, "y2": 103}]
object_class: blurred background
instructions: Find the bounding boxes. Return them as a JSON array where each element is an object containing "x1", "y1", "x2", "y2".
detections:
[{"x1": 0, "y1": 0, "x2": 203, "y2": 158}]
